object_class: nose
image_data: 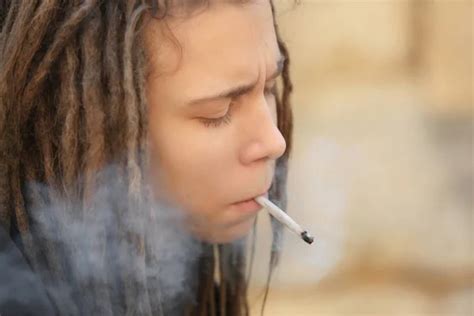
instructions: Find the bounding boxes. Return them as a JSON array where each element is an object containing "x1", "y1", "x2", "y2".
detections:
[{"x1": 239, "y1": 95, "x2": 287, "y2": 165}]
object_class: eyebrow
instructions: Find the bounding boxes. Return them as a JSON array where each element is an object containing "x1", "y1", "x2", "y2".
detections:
[{"x1": 187, "y1": 55, "x2": 286, "y2": 106}]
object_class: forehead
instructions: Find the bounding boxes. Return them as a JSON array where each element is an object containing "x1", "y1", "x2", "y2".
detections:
[{"x1": 144, "y1": 1, "x2": 280, "y2": 103}]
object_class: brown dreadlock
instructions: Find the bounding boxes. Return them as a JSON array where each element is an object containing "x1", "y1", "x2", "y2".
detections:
[{"x1": 0, "y1": 0, "x2": 294, "y2": 315}]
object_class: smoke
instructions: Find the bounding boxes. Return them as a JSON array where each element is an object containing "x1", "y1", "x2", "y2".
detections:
[
  {"x1": 0, "y1": 163, "x2": 205, "y2": 315},
  {"x1": 268, "y1": 155, "x2": 290, "y2": 255},
  {"x1": 0, "y1": 227, "x2": 56, "y2": 315}
]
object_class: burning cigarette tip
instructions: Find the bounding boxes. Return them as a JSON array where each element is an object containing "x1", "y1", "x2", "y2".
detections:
[{"x1": 301, "y1": 231, "x2": 314, "y2": 244}]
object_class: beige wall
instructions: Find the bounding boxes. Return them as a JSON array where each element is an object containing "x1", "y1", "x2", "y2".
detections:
[
  {"x1": 417, "y1": 0, "x2": 473, "y2": 114},
  {"x1": 249, "y1": 1, "x2": 473, "y2": 315},
  {"x1": 275, "y1": 0, "x2": 472, "y2": 114}
]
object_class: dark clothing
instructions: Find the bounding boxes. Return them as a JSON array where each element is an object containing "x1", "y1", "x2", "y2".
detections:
[{"x1": 0, "y1": 226, "x2": 56, "y2": 316}]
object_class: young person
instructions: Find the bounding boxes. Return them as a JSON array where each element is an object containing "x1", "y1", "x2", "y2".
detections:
[{"x1": 0, "y1": 1, "x2": 294, "y2": 314}]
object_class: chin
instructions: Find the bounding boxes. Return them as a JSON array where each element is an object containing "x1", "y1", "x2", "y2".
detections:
[{"x1": 195, "y1": 217, "x2": 256, "y2": 244}]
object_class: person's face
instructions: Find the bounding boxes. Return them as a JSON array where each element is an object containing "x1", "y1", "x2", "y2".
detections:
[{"x1": 145, "y1": 1, "x2": 286, "y2": 243}]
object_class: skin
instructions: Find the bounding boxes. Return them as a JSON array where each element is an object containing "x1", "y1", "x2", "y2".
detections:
[{"x1": 144, "y1": 0, "x2": 286, "y2": 243}]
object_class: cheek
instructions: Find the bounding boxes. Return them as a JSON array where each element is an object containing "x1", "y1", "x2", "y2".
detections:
[{"x1": 149, "y1": 113, "x2": 236, "y2": 209}]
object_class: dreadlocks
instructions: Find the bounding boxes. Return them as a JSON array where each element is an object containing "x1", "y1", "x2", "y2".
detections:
[{"x1": 0, "y1": 0, "x2": 294, "y2": 315}]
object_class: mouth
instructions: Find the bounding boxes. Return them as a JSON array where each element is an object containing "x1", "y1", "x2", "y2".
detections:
[{"x1": 230, "y1": 188, "x2": 270, "y2": 213}]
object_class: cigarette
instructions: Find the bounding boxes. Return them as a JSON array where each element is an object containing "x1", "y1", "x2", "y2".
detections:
[{"x1": 255, "y1": 196, "x2": 314, "y2": 245}]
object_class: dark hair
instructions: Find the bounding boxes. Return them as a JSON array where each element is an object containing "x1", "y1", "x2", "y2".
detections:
[{"x1": 0, "y1": 1, "x2": 293, "y2": 315}]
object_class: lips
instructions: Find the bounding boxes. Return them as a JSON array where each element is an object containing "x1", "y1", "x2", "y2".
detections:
[
  {"x1": 230, "y1": 198, "x2": 262, "y2": 213},
  {"x1": 228, "y1": 185, "x2": 271, "y2": 213},
  {"x1": 232, "y1": 188, "x2": 270, "y2": 205}
]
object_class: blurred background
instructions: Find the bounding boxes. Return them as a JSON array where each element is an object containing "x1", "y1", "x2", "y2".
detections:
[{"x1": 248, "y1": 0, "x2": 473, "y2": 315}]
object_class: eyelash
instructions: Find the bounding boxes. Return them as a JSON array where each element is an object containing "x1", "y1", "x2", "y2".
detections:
[
  {"x1": 200, "y1": 108, "x2": 234, "y2": 128},
  {"x1": 199, "y1": 86, "x2": 277, "y2": 128}
]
